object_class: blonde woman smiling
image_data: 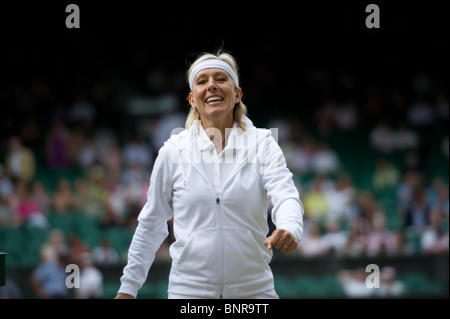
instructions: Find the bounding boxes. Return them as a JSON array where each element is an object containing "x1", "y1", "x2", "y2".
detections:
[{"x1": 116, "y1": 51, "x2": 304, "y2": 299}]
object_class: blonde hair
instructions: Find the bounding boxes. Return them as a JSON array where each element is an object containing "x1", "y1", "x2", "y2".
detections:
[{"x1": 185, "y1": 51, "x2": 247, "y2": 130}]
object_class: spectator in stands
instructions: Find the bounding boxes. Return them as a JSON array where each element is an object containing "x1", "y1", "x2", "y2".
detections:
[
  {"x1": 282, "y1": 135, "x2": 314, "y2": 175},
  {"x1": 30, "y1": 180, "x2": 51, "y2": 216},
  {"x1": 356, "y1": 190, "x2": 382, "y2": 221},
  {"x1": 369, "y1": 119, "x2": 395, "y2": 154},
  {"x1": 77, "y1": 136, "x2": 100, "y2": 169},
  {"x1": 0, "y1": 164, "x2": 14, "y2": 199},
  {"x1": 30, "y1": 245, "x2": 70, "y2": 299},
  {"x1": 267, "y1": 114, "x2": 290, "y2": 145},
  {"x1": 365, "y1": 212, "x2": 399, "y2": 257},
  {"x1": 72, "y1": 177, "x2": 95, "y2": 215},
  {"x1": 122, "y1": 134, "x2": 154, "y2": 170},
  {"x1": 302, "y1": 175, "x2": 329, "y2": 225},
  {"x1": 403, "y1": 185, "x2": 431, "y2": 231},
  {"x1": 51, "y1": 178, "x2": 76, "y2": 214},
  {"x1": 426, "y1": 177, "x2": 445, "y2": 212},
  {"x1": 400, "y1": 184, "x2": 432, "y2": 255},
  {"x1": 321, "y1": 219, "x2": 348, "y2": 257},
  {"x1": 14, "y1": 178, "x2": 48, "y2": 228},
  {"x1": 396, "y1": 171, "x2": 420, "y2": 213},
  {"x1": 92, "y1": 238, "x2": 120, "y2": 265},
  {"x1": 324, "y1": 173, "x2": 355, "y2": 222},
  {"x1": 0, "y1": 195, "x2": 16, "y2": 226},
  {"x1": 67, "y1": 232, "x2": 89, "y2": 265},
  {"x1": 0, "y1": 277, "x2": 23, "y2": 299},
  {"x1": 84, "y1": 165, "x2": 109, "y2": 219},
  {"x1": 372, "y1": 157, "x2": 400, "y2": 192},
  {"x1": 297, "y1": 221, "x2": 327, "y2": 258},
  {"x1": 75, "y1": 252, "x2": 104, "y2": 299},
  {"x1": 120, "y1": 162, "x2": 150, "y2": 211},
  {"x1": 310, "y1": 141, "x2": 340, "y2": 175},
  {"x1": 344, "y1": 217, "x2": 368, "y2": 257},
  {"x1": 66, "y1": 126, "x2": 85, "y2": 166},
  {"x1": 393, "y1": 122, "x2": 419, "y2": 153},
  {"x1": 0, "y1": 165, "x2": 16, "y2": 225},
  {"x1": 4, "y1": 135, "x2": 36, "y2": 184},
  {"x1": 337, "y1": 267, "x2": 374, "y2": 298},
  {"x1": 45, "y1": 119, "x2": 71, "y2": 171},
  {"x1": 99, "y1": 203, "x2": 123, "y2": 229},
  {"x1": 375, "y1": 266, "x2": 405, "y2": 297},
  {"x1": 150, "y1": 107, "x2": 187, "y2": 151},
  {"x1": 332, "y1": 98, "x2": 359, "y2": 132},
  {"x1": 407, "y1": 94, "x2": 435, "y2": 129},
  {"x1": 435, "y1": 181, "x2": 449, "y2": 218},
  {"x1": 100, "y1": 138, "x2": 123, "y2": 173},
  {"x1": 42, "y1": 229, "x2": 68, "y2": 261},
  {"x1": 421, "y1": 211, "x2": 449, "y2": 255}
]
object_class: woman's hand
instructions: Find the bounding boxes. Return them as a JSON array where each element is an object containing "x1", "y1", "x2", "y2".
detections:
[
  {"x1": 264, "y1": 229, "x2": 298, "y2": 254},
  {"x1": 114, "y1": 293, "x2": 136, "y2": 299}
]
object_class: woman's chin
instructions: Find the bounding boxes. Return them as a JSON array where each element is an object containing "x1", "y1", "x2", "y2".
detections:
[{"x1": 205, "y1": 106, "x2": 229, "y2": 116}]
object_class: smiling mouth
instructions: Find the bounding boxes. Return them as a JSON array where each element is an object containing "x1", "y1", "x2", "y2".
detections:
[{"x1": 205, "y1": 96, "x2": 224, "y2": 104}]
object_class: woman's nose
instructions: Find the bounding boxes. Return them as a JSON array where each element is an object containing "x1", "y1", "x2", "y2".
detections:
[{"x1": 207, "y1": 79, "x2": 217, "y2": 90}]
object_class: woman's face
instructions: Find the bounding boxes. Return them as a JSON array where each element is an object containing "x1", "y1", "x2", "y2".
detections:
[{"x1": 189, "y1": 68, "x2": 242, "y2": 123}]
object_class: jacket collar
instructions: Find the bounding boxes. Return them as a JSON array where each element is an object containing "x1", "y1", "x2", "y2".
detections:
[{"x1": 192, "y1": 116, "x2": 254, "y2": 151}]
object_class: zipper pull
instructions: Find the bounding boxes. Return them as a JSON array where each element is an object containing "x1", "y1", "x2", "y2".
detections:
[{"x1": 216, "y1": 198, "x2": 220, "y2": 204}]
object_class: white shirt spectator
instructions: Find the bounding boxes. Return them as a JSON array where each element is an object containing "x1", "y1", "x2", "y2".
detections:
[
  {"x1": 76, "y1": 253, "x2": 104, "y2": 299},
  {"x1": 298, "y1": 222, "x2": 327, "y2": 258},
  {"x1": 369, "y1": 120, "x2": 395, "y2": 153},
  {"x1": 321, "y1": 220, "x2": 348, "y2": 257},
  {"x1": 310, "y1": 142, "x2": 340, "y2": 174},
  {"x1": 333, "y1": 100, "x2": 358, "y2": 131},
  {"x1": 394, "y1": 123, "x2": 419, "y2": 151},
  {"x1": 123, "y1": 136, "x2": 154, "y2": 169},
  {"x1": 92, "y1": 239, "x2": 120, "y2": 265}
]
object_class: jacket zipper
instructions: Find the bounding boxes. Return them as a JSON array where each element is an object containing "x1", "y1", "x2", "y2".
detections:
[{"x1": 216, "y1": 196, "x2": 224, "y2": 298}]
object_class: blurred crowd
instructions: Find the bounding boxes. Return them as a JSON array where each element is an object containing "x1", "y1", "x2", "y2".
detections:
[{"x1": 0, "y1": 50, "x2": 448, "y2": 298}]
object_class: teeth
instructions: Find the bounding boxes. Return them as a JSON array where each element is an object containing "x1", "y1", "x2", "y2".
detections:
[{"x1": 206, "y1": 96, "x2": 223, "y2": 103}]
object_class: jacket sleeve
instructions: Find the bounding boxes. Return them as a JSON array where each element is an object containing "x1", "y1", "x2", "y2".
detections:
[
  {"x1": 118, "y1": 144, "x2": 174, "y2": 297},
  {"x1": 259, "y1": 133, "x2": 304, "y2": 244}
]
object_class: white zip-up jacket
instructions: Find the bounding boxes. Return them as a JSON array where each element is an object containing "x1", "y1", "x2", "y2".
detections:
[{"x1": 118, "y1": 116, "x2": 304, "y2": 298}]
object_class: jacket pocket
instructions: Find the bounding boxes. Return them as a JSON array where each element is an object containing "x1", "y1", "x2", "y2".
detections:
[
  {"x1": 223, "y1": 227, "x2": 268, "y2": 284},
  {"x1": 175, "y1": 231, "x2": 198, "y2": 271},
  {"x1": 174, "y1": 228, "x2": 218, "y2": 283}
]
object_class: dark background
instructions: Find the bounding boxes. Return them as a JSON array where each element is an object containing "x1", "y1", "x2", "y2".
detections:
[{"x1": 1, "y1": 0, "x2": 446, "y2": 126}]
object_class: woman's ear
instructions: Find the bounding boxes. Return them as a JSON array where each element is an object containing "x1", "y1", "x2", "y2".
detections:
[
  {"x1": 235, "y1": 87, "x2": 243, "y2": 104},
  {"x1": 188, "y1": 92, "x2": 196, "y2": 108}
]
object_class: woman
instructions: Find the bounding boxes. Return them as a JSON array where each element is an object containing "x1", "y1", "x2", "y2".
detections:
[{"x1": 115, "y1": 51, "x2": 304, "y2": 299}]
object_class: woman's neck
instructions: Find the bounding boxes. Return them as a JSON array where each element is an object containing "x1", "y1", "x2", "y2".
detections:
[{"x1": 200, "y1": 115, "x2": 234, "y2": 152}]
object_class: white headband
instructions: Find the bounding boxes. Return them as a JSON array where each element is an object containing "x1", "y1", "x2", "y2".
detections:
[{"x1": 189, "y1": 59, "x2": 239, "y2": 90}]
